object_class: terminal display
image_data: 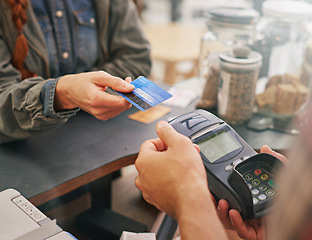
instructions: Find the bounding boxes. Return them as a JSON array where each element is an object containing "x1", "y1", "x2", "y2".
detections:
[{"x1": 197, "y1": 130, "x2": 242, "y2": 163}]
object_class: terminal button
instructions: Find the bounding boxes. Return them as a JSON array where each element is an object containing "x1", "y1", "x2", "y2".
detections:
[
  {"x1": 268, "y1": 180, "x2": 276, "y2": 188},
  {"x1": 260, "y1": 174, "x2": 269, "y2": 181},
  {"x1": 245, "y1": 174, "x2": 253, "y2": 181},
  {"x1": 251, "y1": 189, "x2": 260, "y2": 195},
  {"x1": 258, "y1": 194, "x2": 267, "y2": 201},
  {"x1": 225, "y1": 165, "x2": 233, "y2": 172},
  {"x1": 259, "y1": 185, "x2": 267, "y2": 191},
  {"x1": 233, "y1": 159, "x2": 243, "y2": 166},
  {"x1": 252, "y1": 179, "x2": 260, "y2": 186},
  {"x1": 266, "y1": 190, "x2": 275, "y2": 197}
]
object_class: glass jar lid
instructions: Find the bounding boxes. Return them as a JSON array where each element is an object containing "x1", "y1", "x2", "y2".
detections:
[
  {"x1": 262, "y1": 1, "x2": 312, "y2": 21},
  {"x1": 209, "y1": 7, "x2": 260, "y2": 25},
  {"x1": 219, "y1": 47, "x2": 262, "y2": 70}
]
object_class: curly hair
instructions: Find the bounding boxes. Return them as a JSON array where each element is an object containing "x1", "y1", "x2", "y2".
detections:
[{"x1": 6, "y1": 0, "x2": 36, "y2": 79}]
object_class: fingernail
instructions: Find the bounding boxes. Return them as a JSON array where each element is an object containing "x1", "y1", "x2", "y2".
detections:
[
  {"x1": 125, "y1": 82, "x2": 134, "y2": 88},
  {"x1": 156, "y1": 121, "x2": 169, "y2": 130}
]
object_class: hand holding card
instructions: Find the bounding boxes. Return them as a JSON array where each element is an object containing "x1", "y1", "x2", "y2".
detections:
[{"x1": 116, "y1": 77, "x2": 172, "y2": 111}]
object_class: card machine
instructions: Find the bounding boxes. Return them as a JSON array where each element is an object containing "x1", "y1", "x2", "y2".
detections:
[
  {"x1": 0, "y1": 189, "x2": 77, "y2": 240},
  {"x1": 169, "y1": 109, "x2": 283, "y2": 220}
]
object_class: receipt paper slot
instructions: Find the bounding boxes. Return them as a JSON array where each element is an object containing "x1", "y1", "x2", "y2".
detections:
[{"x1": 169, "y1": 109, "x2": 283, "y2": 220}]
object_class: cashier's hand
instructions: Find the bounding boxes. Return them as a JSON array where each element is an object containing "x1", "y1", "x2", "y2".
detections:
[
  {"x1": 216, "y1": 145, "x2": 289, "y2": 240},
  {"x1": 54, "y1": 71, "x2": 134, "y2": 121},
  {"x1": 135, "y1": 121, "x2": 209, "y2": 219}
]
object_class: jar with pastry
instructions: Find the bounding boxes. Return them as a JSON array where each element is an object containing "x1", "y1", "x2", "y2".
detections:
[{"x1": 254, "y1": 1, "x2": 312, "y2": 119}]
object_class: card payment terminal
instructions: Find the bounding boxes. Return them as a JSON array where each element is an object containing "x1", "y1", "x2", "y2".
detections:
[{"x1": 169, "y1": 109, "x2": 283, "y2": 220}]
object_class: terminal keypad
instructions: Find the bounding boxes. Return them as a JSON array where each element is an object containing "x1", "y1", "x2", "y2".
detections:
[{"x1": 243, "y1": 168, "x2": 276, "y2": 205}]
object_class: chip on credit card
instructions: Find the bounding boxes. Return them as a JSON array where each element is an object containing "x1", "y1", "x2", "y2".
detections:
[{"x1": 116, "y1": 76, "x2": 172, "y2": 111}]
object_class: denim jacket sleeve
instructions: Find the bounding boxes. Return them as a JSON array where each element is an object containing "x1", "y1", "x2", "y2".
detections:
[
  {"x1": 0, "y1": 30, "x2": 72, "y2": 143},
  {"x1": 94, "y1": 0, "x2": 152, "y2": 79}
]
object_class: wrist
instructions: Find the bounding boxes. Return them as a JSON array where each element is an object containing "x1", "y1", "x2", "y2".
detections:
[
  {"x1": 54, "y1": 75, "x2": 78, "y2": 111},
  {"x1": 176, "y1": 185, "x2": 228, "y2": 240},
  {"x1": 176, "y1": 184, "x2": 212, "y2": 222}
]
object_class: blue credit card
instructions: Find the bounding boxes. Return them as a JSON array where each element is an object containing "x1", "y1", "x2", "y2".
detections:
[{"x1": 116, "y1": 76, "x2": 172, "y2": 111}]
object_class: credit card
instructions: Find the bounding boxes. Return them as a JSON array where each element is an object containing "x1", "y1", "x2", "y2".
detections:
[{"x1": 116, "y1": 76, "x2": 172, "y2": 111}]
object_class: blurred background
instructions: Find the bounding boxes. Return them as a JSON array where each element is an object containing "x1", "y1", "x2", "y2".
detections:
[{"x1": 140, "y1": 0, "x2": 254, "y2": 83}]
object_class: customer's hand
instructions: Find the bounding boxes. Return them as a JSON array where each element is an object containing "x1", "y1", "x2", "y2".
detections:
[
  {"x1": 135, "y1": 121, "x2": 209, "y2": 219},
  {"x1": 216, "y1": 145, "x2": 289, "y2": 240},
  {"x1": 54, "y1": 71, "x2": 134, "y2": 120}
]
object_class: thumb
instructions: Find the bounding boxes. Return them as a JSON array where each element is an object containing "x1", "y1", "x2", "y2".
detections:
[
  {"x1": 96, "y1": 71, "x2": 134, "y2": 92},
  {"x1": 260, "y1": 145, "x2": 273, "y2": 154},
  {"x1": 156, "y1": 121, "x2": 184, "y2": 148},
  {"x1": 260, "y1": 145, "x2": 289, "y2": 164}
]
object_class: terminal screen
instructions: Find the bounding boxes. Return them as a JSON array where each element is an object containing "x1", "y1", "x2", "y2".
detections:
[{"x1": 197, "y1": 130, "x2": 242, "y2": 163}]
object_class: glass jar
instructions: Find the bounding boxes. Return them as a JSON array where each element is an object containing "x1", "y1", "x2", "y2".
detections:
[
  {"x1": 218, "y1": 48, "x2": 262, "y2": 124},
  {"x1": 197, "y1": 7, "x2": 260, "y2": 110},
  {"x1": 254, "y1": 1, "x2": 312, "y2": 118}
]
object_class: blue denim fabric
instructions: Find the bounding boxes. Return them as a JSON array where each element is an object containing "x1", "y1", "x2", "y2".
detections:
[
  {"x1": 32, "y1": 0, "x2": 98, "y2": 117},
  {"x1": 40, "y1": 78, "x2": 80, "y2": 118}
]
